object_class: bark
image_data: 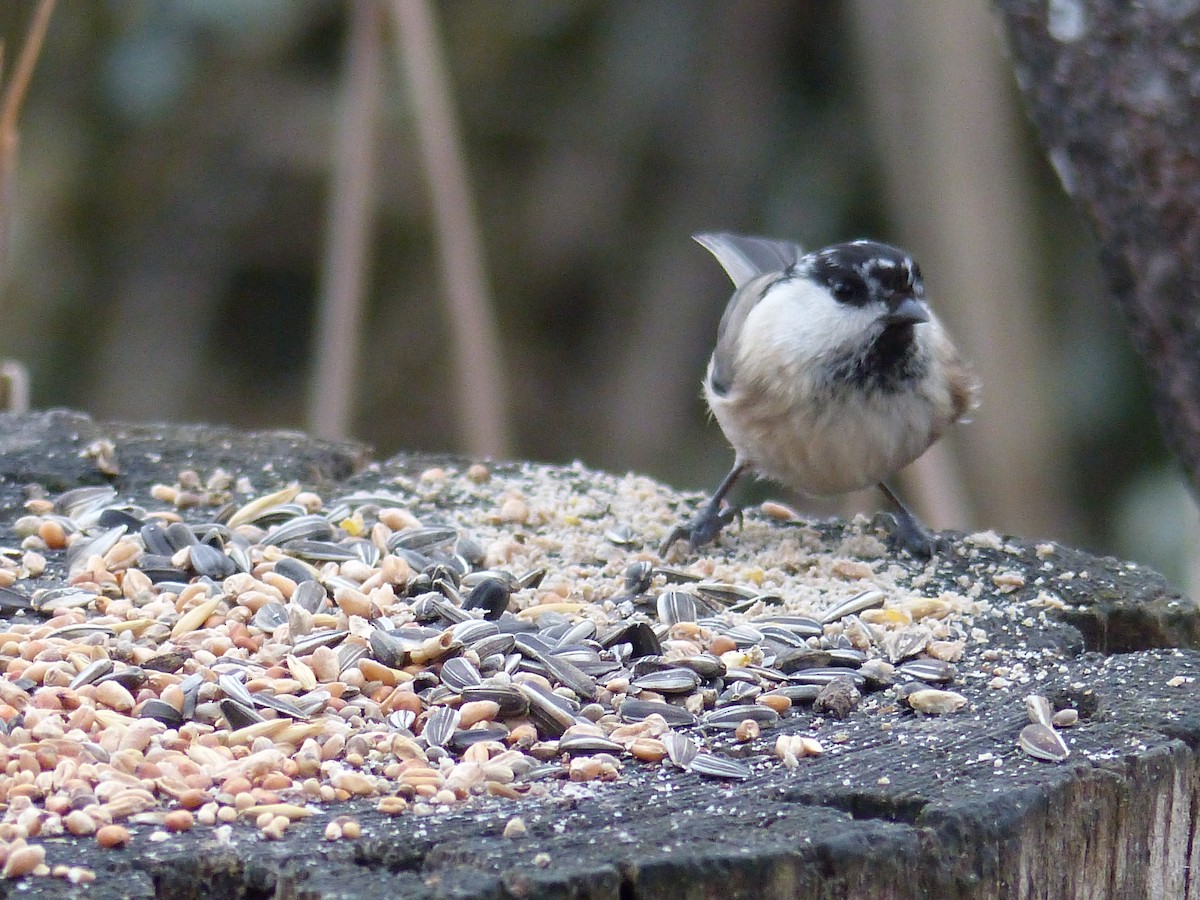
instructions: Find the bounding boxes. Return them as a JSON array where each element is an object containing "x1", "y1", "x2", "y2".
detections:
[{"x1": 995, "y1": 0, "x2": 1200, "y2": 497}]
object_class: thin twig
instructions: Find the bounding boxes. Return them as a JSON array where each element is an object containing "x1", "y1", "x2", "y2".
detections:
[
  {"x1": 0, "y1": 0, "x2": 55, "y2": 280},
  {"x1": 388, "y1": 0, "x2": 512, "y2": 458},
  {"x1": 0, "y1": 0, "x2": 55, "y2": 414},
  {"x1": 309, "y1": 0, "x2": 383, "y2": 439}
]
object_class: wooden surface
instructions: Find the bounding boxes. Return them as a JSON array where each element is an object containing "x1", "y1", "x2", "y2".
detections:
[{"x1": 0, "y1": 411, "x2": 1196, "y2": 899}]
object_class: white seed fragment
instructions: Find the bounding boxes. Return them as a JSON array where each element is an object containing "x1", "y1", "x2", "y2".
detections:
[
  {"x1": 1051, "y1": 708, "x2": 1079, "y2": 728},
  {"x1": 906, "y1": 689, "x2": 968, "y2": 715},
  {"x1": 503, "y1": 816, "x2": 527, "y2": 839}
]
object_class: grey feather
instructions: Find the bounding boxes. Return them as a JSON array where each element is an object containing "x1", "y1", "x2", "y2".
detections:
[
  {"x1": 697, "y1": 233, "x2": 804, "y2": 396},
  {"x1": 693, "y1": 233, "x2": 804, "y2": 288}
]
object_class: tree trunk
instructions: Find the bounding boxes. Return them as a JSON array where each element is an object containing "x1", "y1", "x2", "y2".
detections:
[{"x1": 995, "y1": 0, "x2": 1200, "y2": 499}]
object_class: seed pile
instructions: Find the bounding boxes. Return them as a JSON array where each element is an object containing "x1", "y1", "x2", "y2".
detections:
[{"x1": 0, "y1": 460, "x2": 999, "y2": 880}]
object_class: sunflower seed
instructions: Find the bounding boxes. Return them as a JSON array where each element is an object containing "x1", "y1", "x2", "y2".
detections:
[
  {"x1": 702, "y1": 705, "x2": 779, "y2": 729},
  {"x1": 142, "y1": 651, "x2": 190, "y2": 674},
  {"x1": 624, "y1": 560, "x2": 654, "y2": 595},
  {"x1": 388, "y1": 526, "x2": 459, "y2": 554},
  {"x1": 98, "y1": 667, "x2": 147, "y2": 692},
  {"x1": 1018, "y1": 723, "x2": 1069, "y2": 762},
  {"x1": 631, "y1": 667, "x2": 702, "y2": 694},
  {"x1": 881, "y1": 625, "x2": 932, "y2": 663},
  {"x1": 471, "y1": 633, "x2": 517, "y2": 659},
  {"x1": 57, "y1": 486, "x2": 118, "y2": 520},
  {"x1": 46, "y1": 623, "x2": 114, "y2": 641},
  {"x1": 657, "y1": 590, "x2": 697, "y2": 626},
  {"x1": 784, "y1": 668, "x2": 864, "y2": 688},
  {"x1": 262, "y1": 515, "x2": 337, "y2": 547},
  {"x1": 252, "y1": 691, "x2": 310, "y2": 720},
  {"x1": 387, "y1": 709, "x2": 416, "y2": 732},
  {"x1": 291, "y1": 580, "x2": 327, "y2": 614},
  {"x1": 292, "y1": 629, "x2": 349, "y2": 655},
  {"x1": 165, "y1": 521, "x2": 199, "y2": 550},
  {"x1": 32, "y1": 588, "x2": 97, "y2": 619},
  {"x1": 274, "y1": 557, "x2": 319, "y2": 584},
  {"x1": 722, "y1": 624, "x2": 764, "y2": 647},
  {"x1": 217, "y1": 673, "x2": 255, "y2": 709},
  {"x1": 0, "y1": 585, "x2": 33, "y2": 615},
  {"x1": 337, "y1": 641, "x2": 369, "y2": 672},
  {"x1": 253, "y1": 603, "x2": 288, "y2": 631},
  {"x1": 516, "y1": 682, "x2": 578, "y2": 737},
  {"x1": 65, "y1": 525, "x2": 126, "y2": 572},
  {"x1": 689, "y1": 753, "x2": 751, "y2": 780},
  {"x1": 462, "y1": 578, "x2": 511, "y2": 620},
  {"x1": 440, "y1": 656, "x2": 482, "y2": 692},
  {"x1": 763, "y1": 685, "x2": 821, "y2": 704},
  {"x1": 138, "y1": 699, "x2": 183, "y2": 727},
  {"x1": 452, "y1": 619, "x2": 497, "y2": 644},
  {"x1": 774, "y1": 649, "x2": 832, "y2": 673},
  {"x1": 717, "y1": 681, "x2": 762, "y2": 706},
  {"x1": 821, "y1": 590, "x2": 886, "y2": 624},
  {"x1": 663, "y1": 731, "x2": 698, "y2": 769},
  {"x1": 599, "y1": 621, "x2": 661, "y2": 659},
  {"x1": 461, "y1": 684, "x2": 529, "y2": 717},
  {"x1": 758, "y1": 625, "x2": 811, "y2": 649},
  {"x1": 618, "y1": 698, "x2": 696, "y2": 727},
  {"x1": 186, "y1": 542, "x2": 236, "y2": 579},
  {"x1": 897, "y1": 659, "x2": 956, "y2": 684},
  {"x1": 549, "y1": 619, "x2": 597, "y2": 648},
  {"x1": 694, "y1": 582, "x2": 756, "y2": 607},
  {"x1": 672, "y1": 654, "x2": 726, "y2": 679},
  {"x1": 69, "y1": 658, "x2": 114, "y2": 689},
  {"x1": 412, "y1": 592, "x2": 469, "y2": 625},
  {"x1": 422, "y1": 705, "x2": 460, "y2": 747},
  {"x1": 283, "y1": 540, "x2": 357, "y2": 563},
  {"x1": 558, "y1": 728, "x2": 623, "y2": 754},
  {"x1": 538, "y1": 654, "x2": 597, "y2": 701},
  {"x1": 140, "y1": 522, "x2": 175, "y2": 556},
  {"x1": 220, "y1": 698, "x2": 263, "y2": 729},
  {"x1": 756, "y1": 615, "x2": 822, "y2": 637},
  {"x1": 728, "y1": 593, "x2": 784, "y2": 613},
  {"x1": 1025, "y1": 694, "x2": 1053, "y2": 728}
]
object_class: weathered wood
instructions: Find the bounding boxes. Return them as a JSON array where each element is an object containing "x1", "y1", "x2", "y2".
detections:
[{"x1": 0, "y1": 412, "x2": 1196, "y2": 899}]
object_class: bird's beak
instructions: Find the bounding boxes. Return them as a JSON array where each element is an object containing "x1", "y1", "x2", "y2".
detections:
[{"x1": 884, "y1": 296, "x2": 929, "y2": 327}]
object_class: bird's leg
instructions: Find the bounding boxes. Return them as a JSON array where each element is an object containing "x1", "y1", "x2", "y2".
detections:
[
  {"x1": 660, "y1": 463, "x2": 746, "y2": 555},
  {"x1": 877, "y1": 482, "x2": 940, "y2": 559}
]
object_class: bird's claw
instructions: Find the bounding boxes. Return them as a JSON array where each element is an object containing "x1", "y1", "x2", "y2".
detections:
[
  {"x1": 659, "y1": 503, "x2": 743, "y2": 556},
  {"x1": 879, "y1": 511, "x2": 944, "y2": 560}
]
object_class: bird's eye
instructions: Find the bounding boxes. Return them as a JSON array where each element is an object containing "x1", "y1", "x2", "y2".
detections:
[{"x1": 831, "y1": 281, "x2": 857, "y2": 303}]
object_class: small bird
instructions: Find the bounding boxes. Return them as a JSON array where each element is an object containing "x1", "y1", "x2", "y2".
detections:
[{"x1": 661, "y1": 232, "x2": 977, "y2": 558}]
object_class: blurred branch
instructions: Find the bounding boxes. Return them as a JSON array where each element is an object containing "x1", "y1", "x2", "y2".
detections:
[
  {"x1": 0, "y1": 0, "x2": 54, "y2": 279},
  {"x1": 0, "y1": 0, "x2": 55, "y2": 414},
  {"x1": 388, "y1": 0, "x2": 511, "y2": 458},
  {"x1": 849, "y1": 0, "x2": 1065, "y2": 537},
  {"x1": 309, "y1": 0, "x2": 383, "y2": 440},
  {"x1": 996, "y1": 1, "x2": 1200, "y2": 508}
]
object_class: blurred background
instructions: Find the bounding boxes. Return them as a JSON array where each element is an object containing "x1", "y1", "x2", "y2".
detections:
[{"x1": 0, "y1": 0, "x2": 1195, "y2": 591}]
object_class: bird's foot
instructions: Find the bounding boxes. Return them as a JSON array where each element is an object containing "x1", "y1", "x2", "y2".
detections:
[
  {"x1": 878, "y1": 510, "x2": 945, "y2": 560},
  {"x1": 659, "y1": 502, "x2": 743, "y2": 556}
]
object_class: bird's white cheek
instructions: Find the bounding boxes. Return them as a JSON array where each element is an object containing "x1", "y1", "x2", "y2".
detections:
[{"x1": 733, "y1": 287, "x2": 876, "y2": 397}]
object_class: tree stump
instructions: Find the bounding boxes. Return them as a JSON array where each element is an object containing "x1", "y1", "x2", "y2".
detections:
[{"x1": 0, "y1": 410, "x2": 1194, "y2": 899}]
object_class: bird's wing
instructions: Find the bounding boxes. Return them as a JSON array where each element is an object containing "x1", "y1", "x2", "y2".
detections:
[
  {"x1": 695, "y1": 233, "x2": 804, "y2": 396},
  {"x1": 693, "y1": 232, "x2": 804, "y2": 288}
]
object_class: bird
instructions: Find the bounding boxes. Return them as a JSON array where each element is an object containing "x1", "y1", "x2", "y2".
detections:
[{"x1": 660, "y1": 232, "x2": 978, "y2": 558}]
